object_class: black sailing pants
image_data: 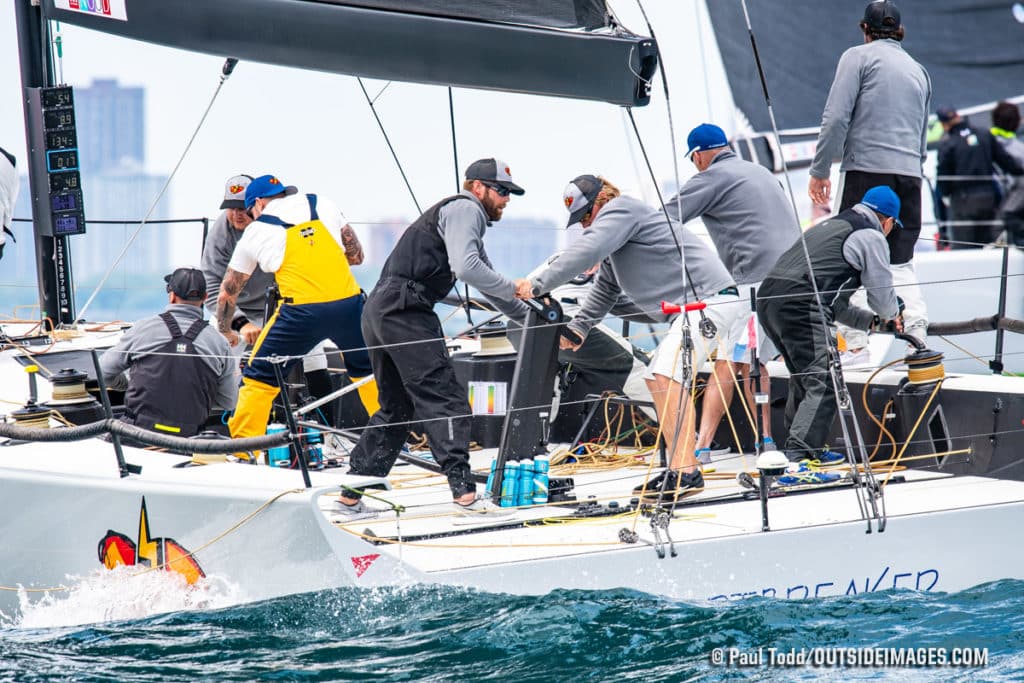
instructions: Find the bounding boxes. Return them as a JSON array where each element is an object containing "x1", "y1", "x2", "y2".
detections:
[
  {"x1": 840, "y1": 170, "x2": 922, "y2": 265},
  {"x1": 347, "y1": 286, "x2": 475, "y2": 499},
  {"x1": 758, "y1": 279, "x2": 837, "y2": 461}
]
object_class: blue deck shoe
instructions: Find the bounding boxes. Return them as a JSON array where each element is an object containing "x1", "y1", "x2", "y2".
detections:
[
  {"x1": 696, "y1": 448, "x2": 712, "y2": 465},
  {"x1": 759, "y1": 436, "x2": 777, "y2": 451},
  {"x1": 777, "y1": 470, "x2": 842, "y2": 487},
  {"x1": 814, "y1": 449, "x2": 846, "y2": 468}
]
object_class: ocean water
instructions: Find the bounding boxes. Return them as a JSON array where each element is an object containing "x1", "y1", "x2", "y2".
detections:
[{"x1": 1, "y1": 573, "x2": 1023, "y2": 682}]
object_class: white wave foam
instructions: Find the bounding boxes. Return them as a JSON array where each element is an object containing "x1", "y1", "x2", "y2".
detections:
[{"x1": 9, "y1": 566, "x2": 246, "y2": 629}]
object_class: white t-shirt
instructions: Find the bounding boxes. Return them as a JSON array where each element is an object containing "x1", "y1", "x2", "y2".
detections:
[{"x1": 229, "y1": 193, "x2": 348, "y2": 275}]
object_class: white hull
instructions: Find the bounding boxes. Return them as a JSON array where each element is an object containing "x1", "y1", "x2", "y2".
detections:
[
  {"x1": 2, "y1": 436, "x2": 1023, "y2": 617},
  {"x1": 3, "y1": 323, "x2": 1024, "y2": 619}
]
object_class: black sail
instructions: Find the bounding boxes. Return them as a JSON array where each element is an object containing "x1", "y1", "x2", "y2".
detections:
[
  {"x1": 42, "y1": 0, "x2": 657, "y2": 107},
  {"x1": 706, "y1": 0, "x2": 1024, "y2": 168}
]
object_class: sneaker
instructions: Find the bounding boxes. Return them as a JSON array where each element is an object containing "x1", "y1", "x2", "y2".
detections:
[
  {"x1": 777, "y1": 470, "x2": 843, "y2": 487},
  {"x1": 633, "y1": 469, "x2": 670, "y2": 494},
  {"x1": 707, "y1": 440, "x2": 731, "y2": 457},
  {"x1": 640, "y1": 469, "x2": 705, "y2": 503},
  {"x1": 787, "y1": 449, "x2": 846, "y2": 470},
  {"x1": 453, "y1": 497, "x2": 515, "y2": 519},
  {"x1": 696, "y1": 448, "x2": 712, "y2": 465},
  {"x1": 759, "y1": 436, "x2": 777, "y2": 451},
  {"x1": 839, "y1": 347, "x2": 871, "y2": 369},
  {"x1": 328, "y1": 498, "x2": 381, "y2": 522}
]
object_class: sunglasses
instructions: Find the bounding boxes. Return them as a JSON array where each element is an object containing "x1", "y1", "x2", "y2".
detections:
[{"x1": 481, "y1": 181, "x2": 511, "y2": 197}]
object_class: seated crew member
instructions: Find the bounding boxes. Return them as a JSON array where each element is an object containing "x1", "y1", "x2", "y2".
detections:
[
  {"x1": 99, "y1": 268, "x2": 237, "y2": 437},
  {"x1": 516, "y1": 175, "x2": 747, "y2": 503},
  {"x1": 218, "y1": 174, "x2": 379, "y2": 446},
  {"x1": 333, "y1": 159, "x2": 530, "y2": 520},
  {"x1": 757, "y1": 186, "x2": 904, "y2": 474}
]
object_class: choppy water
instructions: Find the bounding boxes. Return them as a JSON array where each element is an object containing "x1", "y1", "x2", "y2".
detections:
[{"x1": 1, "y1": 574, "x2": 1023, "y2": 682}]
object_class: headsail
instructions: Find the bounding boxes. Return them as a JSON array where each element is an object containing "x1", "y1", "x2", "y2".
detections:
[
  {"x1": 43, "y1": 0, "x2": 658, "y2": 107},
  {"x1": 706, "y1": 0, "x2": 1024, "y2": 169}
]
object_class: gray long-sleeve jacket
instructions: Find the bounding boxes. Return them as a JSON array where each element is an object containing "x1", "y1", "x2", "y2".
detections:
[
  {"x1": 201, "y1": 211, "x2": 277, "y2": 325},
  {"x1": 438, "y1": 190, "x2": 529, "y2": 321},
  {"x1": 666, "y1": 150, "x2": 796, "y2": 284},
  {"x1": 810, "y1": 39, "x2": 931, "y2": 180},
  {"x1": 100, "y1": 303, "x2": 238, "y2": 410},
  {"x1": 843, "y1": 205, "x2": 901, "y2": 325},
  {"x1": 528, "y1": 195, "x2": 734, "y2": 337}
]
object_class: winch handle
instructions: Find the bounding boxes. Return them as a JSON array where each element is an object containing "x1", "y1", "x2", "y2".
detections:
[{"x1": 661, "y1": 300, "x2": 707, "y2": 315}]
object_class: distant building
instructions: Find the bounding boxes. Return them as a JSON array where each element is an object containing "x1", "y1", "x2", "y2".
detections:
[
  {"x1": 8, "y1": 79, "x2": 172, "y2": 292},
  {"x1": 73, "y1": 78, "x2": 144, "y2": 173}
]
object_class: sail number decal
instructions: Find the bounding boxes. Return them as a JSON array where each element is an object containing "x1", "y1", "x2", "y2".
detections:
[{"x1": 54, "y1": 0, "x2": 128, "y2": 22}]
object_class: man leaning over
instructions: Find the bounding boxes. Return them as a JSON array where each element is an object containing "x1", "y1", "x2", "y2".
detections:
[{"x1": 218, "y1": 175, "x2": 378, "y2": 445}]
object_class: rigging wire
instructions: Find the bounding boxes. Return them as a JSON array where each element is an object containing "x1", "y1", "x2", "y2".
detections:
[
  {"x1": 446, "y1": 86, "x2": 474, "y2": 325},
  {"x1": 356, "y1": 77, "x2": 422, "y2": 215},
  {"x1": 737, "y1": 0, "x2": 883, "y2": 529},
  {"x1": 75, "y1": 57, "x2": 240, "y2": 324}
]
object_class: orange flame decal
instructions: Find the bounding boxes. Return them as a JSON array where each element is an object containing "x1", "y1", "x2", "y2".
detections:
[{"x1": 97, "y1": 497, "x2": 205, "y2": 585}]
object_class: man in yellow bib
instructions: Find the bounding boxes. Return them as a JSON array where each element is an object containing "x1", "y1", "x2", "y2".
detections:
[{"x1": 216, "y1": 174, "x2": 378, "y2": 441}]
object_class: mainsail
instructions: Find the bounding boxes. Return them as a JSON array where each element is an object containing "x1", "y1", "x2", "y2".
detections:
[
  {"x1": 43, "y1": 0, "x2": 657, "y2": 107},
  {"x1": 706, "y1": 0, "x2": 1024, "y2": 169}
]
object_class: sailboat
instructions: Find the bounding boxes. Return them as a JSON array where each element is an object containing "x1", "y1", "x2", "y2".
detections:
[
  {"x1": 706, "y1": 0, "x2": 1024, "y2": 373},
  {"x1": 3, "y1": 0, "x2": 1024, "y2": 620}
]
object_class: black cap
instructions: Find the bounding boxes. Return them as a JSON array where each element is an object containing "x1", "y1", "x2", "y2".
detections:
[
  {"x1": 936, "y1": 106, "x2": 958, "y2": 124},
  {"x1": 164, "y1": 267, "x2": 207, "y2": 299},
  {"x1": 862, "y1": 1, "x2": 901, "y2": 30},
  {"x1": 562, "y1": 175, "x2": 602, "y2": 227},
  {"x1": 464, "y1": 158, "x2": 525, "y2": 195}
]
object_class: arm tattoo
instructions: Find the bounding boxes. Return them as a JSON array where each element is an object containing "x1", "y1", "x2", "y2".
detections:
[
  {"x1": 341, "y1": 224, "x2": 364, "y2": 265},
  {"x1": 216, "y1": 268, "x2": 249, "y2": 333}
]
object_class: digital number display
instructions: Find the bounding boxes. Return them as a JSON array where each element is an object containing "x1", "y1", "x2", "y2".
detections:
[
  {"x1": 43, "y1": 108, "x2": 75, "y2": 130},
  {"x1": 50, "y1": 192, "x2": 81, "y2": 212},
  {"x1": 45, "y1": 130, "x2": 76, "y2": 150},
  {"x1": 49, "y1": 171, "x2": 80, "y2": 193},
  {"x1": 42, "y1": 87, "x2": 73, "y2": 109},
  {"x1": 53, "y1": 213, "x2": 84, "y2": 236},
  {"x1": 47, "y1": 149, "x2": 79, "y2": 172}
]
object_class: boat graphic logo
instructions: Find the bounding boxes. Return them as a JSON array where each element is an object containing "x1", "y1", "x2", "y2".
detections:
[
  {"x1": 97, "y1": 497, "x2": 206, "y2": 585},
  {"x1": 351, "y1": 554, "x2": 380, "y2": 578}
]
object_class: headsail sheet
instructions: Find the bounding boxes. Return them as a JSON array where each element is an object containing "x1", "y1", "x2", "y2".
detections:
[
  {"x1": 42, "y1": 0, "x2": 656, "y2": 107},
  {"x1": 707, "y1": 0, "x2": 1024, "y2": 135}
]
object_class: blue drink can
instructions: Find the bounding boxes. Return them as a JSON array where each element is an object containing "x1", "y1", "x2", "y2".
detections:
[
  {"x1": 266, "y1": 423, "x2": 290, "y2": 467},
  {"x1": 533, "y1": 455, "x2": 550, "y2": 505},
  {"x1": 500, "y1": 461, "x2": 520, "y2": 507},
  {"x1": 517, "y1": 459, "x2": 534, "y2": 507},
  {"x1": 484, "y1": 458, "x2": 498, "y2": 498},
  {"x1": 304, "y1": 426, "x2": 325, "y2": 470}
]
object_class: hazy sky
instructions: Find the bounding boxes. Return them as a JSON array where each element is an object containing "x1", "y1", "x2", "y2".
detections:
[{"x1": 1, "y1": 0, "x2": 740, "y2": 237}]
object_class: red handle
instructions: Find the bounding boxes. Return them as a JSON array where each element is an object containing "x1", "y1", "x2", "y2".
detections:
[{"x1": 661, "y1": 300, "x2": 707, "y2": 315}]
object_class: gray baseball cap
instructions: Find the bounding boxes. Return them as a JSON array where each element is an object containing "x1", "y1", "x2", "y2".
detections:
[
  {"x1": 562, "y1": 174, "x2": 602, "y2": 227},
  {"x1": 220, "y1": 174, "x2": 253, "y2": 210},
  {"x1": 465, "y1": 158, "x2": 525, "y2": 195}
]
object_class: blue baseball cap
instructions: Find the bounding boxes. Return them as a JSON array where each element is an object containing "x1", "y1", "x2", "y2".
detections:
[
  {"x1": 684, "y1": 123, "x2": 730, "y2": 158},
  {"x1": 244, "y1": 174, "x2": 297, "y2": 208},
  {"x1": 861, "y1": 186, "x2": 903, "y2": 228}
]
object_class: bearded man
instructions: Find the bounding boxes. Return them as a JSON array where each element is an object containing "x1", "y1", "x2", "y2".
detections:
[{"x1": 332, "y1": 159, "x2": 529, "y2": 519}]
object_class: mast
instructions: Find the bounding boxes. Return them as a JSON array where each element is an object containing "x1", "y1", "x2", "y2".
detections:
[{"x1": 16, "y1": 0, "x2": 75, "y2": 325}]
